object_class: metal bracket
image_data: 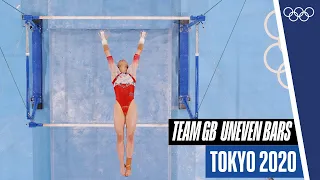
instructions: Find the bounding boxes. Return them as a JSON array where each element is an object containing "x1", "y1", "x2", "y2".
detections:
[
  {"x1": 27, "y1": 121, "x2": 43, "y2": 128},
  {"x1": 180, "y1": 15, "x2": 206, "y2": 32},
  {"x1": 179, "y1": 95, "x2": 191, "y2": 109}
]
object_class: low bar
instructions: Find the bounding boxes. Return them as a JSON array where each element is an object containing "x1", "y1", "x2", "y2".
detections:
[{"x1": 28, "y1": 122, "x2": 168, "y2": 128}]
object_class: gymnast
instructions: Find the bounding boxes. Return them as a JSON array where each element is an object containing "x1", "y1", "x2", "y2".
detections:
[{"x1": 99, "y1": 30, "x2": 146, "y2": 177}]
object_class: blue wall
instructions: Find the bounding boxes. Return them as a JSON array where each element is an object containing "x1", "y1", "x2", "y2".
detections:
[
  {"x1": 1, "y1": 0, "x2": 299, "y2": 180},
  {"x1": 0, "y1": 0, "x2": 33, "y2": 180}
]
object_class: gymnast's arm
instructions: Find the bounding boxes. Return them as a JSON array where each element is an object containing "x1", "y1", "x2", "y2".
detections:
[
  {"x1": 135, "y1": 31, "x2": 147, "y2": 56},
  {"x1": 131, "y1": 31, "x2": 147, "y2": 70},
  {"x1": 99, "y1": 30, "x2": 118, "y2": 79}
]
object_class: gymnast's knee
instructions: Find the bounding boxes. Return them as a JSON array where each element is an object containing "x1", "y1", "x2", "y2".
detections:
[
  {"x1": 127, "y1": 133, "x2": 135, "y2": 143},
  {"x1": 117, "y1": 134, "x2": 124, "y2": 143}
]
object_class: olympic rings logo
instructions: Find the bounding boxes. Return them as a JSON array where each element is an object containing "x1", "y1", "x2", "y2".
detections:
[
  {"x1": 264, "y1": 10, "x2": 288, "y2": 89},
  {"x1": 283, "y1": 7, "x2": 315, "y2": 22}
]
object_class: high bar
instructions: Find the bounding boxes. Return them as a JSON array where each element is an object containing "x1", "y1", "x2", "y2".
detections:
[
  {"x1": 37, "y1": 16, "x2": 190, "y2": 20},
  {"x1": 40, "y1": 123, "x2": 168, "y2": 128}
]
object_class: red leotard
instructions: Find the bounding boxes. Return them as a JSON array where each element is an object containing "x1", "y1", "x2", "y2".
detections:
[
  {"x1": 107, "y1": 54, "x2": 140, "y2": 116},
  {"x1": 112, "y1": 73, "x2": 136, "y2": 116}
]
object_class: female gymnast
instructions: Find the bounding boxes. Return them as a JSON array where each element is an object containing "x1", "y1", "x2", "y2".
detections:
[{"x1": 99, "y1": 30, "x2": 147, "y2": 177}]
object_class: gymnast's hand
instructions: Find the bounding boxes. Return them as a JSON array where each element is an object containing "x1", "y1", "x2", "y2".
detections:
[
  {"x1": 136, "y1": 31, "x2": 146, "y2": 55},
  {"x1": 99, "y1": 30, "x2": 111, "y2": 57},
  {"x1": 99, "y1": 30, "x2": 108, "y2": 40},
  {"x1": 140, "y1": 31, "x2": 147, "y2": 38}
]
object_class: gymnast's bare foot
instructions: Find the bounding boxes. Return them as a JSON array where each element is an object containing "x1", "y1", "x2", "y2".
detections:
[{"x1": 120, "y1": 164, "x2": 126, "y2": 176}]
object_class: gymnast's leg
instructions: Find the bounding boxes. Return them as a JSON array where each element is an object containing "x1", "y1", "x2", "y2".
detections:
[
  {"x1": 113, "y1": 102, "x2": 126, "y2": 176},
  {"x1": 124, "y1": 100, "x2": 138, "y2": 176}
]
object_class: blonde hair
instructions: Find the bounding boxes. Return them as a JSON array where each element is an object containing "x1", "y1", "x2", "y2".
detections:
[{"x1": 117, "y1": 59, "x2": 128, "y2": 68}]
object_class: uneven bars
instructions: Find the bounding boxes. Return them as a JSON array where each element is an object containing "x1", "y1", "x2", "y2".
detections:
[
  {"x1": 41, "y1": 123, "x2": 168, "y2": 128},
  {"x1": 37, "y1": 16, "x2": 190, "y2": 20}
]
